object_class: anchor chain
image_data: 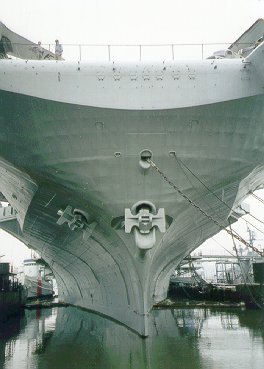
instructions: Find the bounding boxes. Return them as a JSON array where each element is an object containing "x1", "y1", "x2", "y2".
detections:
[{"x1": 147, "y1": 158, "x2": 264, "y2": 257}]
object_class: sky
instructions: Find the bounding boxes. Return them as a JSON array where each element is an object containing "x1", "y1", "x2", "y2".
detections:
[
  {"x1": 0, "y1": 0, "x2": 264, "y2": 266},
  {"x1": 0, "y1": 0, "x2": 263, "y2": 45},
  {"x1": 1, "y1": 0, "x2": 264, "y2": 60}
]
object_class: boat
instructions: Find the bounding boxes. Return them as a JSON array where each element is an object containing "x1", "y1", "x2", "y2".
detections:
[
  {"x1": 22, "y1": 258, "x2": 54, "y2": 299},
  {"x1": 0, "y1": 19, "x2": 264, "y2": 336},
  {"x1": 0, "y1": 262, "x2": 26, "y2": 321}
]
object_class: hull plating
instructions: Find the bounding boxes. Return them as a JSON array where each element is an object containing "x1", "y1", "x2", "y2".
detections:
[{"x1": 1, "y1": 70, "x2": 264, "y2": 335}]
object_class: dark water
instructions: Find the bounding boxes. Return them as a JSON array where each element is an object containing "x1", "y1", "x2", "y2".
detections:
[{"x1": 0, "y1": 306, "x2": 264, "y2": 369}]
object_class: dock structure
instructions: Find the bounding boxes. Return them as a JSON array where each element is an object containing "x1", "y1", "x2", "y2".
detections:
[
  {"x1": 0, "y1": 262, "x2": 26, "y2": 321},
  {"x1": 199, "y1": 254, "x2": 260, "y2": 260},
  {"x1": 0, "y1": 205, "x2": 17, "y2": 223}
]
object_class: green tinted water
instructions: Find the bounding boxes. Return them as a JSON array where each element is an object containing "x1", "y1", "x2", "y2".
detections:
[{"x1": 0, "y1": 306, "x2": 264, "y2": 369}]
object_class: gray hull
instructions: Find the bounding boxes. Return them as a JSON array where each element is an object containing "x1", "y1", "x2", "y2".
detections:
[{"x1": 1, "y1": 49, "x2": 264, "y2": 335}]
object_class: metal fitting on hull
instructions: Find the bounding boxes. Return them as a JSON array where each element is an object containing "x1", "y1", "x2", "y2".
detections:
[
  {"x1": 57, "y1": 205, "x2": 87, "y2": 230},
  {"x1": 57, "y1": 205, "x2": 96, "y2": 240},
  {"x1": 125, "y1": 201, "x2": 166, "y2": 249},
  {"x1": 139, "y1": 149, "x2": 153, "y2": 170}
]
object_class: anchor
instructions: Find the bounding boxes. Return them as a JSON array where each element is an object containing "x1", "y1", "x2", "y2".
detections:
[
  {"x1": 125, "y1": 201, "x2": 166, "y2": 250},
  {"x1": 57, "y1": 205, "x2": 96, "y2": 240}
]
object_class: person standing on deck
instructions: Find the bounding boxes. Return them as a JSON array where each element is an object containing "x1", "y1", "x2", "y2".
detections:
[
  {"x1": 55, "y1": 39, "x2": 63, "y2": 60},
  {"x1": 37, "y1": 41, "x2": 43, "y2": 59}
]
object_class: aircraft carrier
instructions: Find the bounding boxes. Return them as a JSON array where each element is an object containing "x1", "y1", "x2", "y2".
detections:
[{"x1": 0, "y1": 20, "x2": 264, "y2": 336}]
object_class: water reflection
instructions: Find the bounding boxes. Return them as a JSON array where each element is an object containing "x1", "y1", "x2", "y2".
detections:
[
  {"x1": 0, "y1": 308, "x2": 56, "y2": 369},
  {"x1": 0, "y1": 306, "x2": 264, "y2": 369}
]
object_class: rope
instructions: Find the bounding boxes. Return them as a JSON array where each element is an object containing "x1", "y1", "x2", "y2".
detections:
[
  {"x1": 251, "y1": 192, "x2": 264, "y2": 205},
  {"x1": 211, "y1": 237, "x2": 238, "y2": 257},
  {"x1": 148, "y1": 158, "x2": 264, "y2": 257},
  {"x1": 174, "y1": 154, "x2": 264, "y2": 236},
  {"x1": 245, "y1": 211, "x2": 264, "y2": 227}
]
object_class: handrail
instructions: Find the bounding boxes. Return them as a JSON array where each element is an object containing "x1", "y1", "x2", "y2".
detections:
[{"x1": 3, "y1": 42, "x2": 252, "y2": 62}]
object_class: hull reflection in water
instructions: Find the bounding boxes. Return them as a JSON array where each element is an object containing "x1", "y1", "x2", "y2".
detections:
[{"x1": 1, "y1": 307, "x2": 264, "y2": 369}]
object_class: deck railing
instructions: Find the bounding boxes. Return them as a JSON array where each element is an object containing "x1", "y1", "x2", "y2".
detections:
[
  {"x1": 4, "y1": 42, "x2": 251, "y2": 62},
  {"x1": 42, "y1": 42, "x2": 234, "y2": 61}
]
